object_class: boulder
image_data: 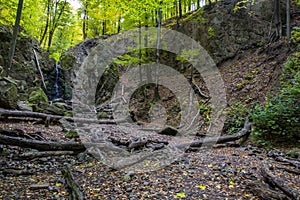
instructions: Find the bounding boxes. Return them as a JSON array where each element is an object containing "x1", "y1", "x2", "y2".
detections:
[
  {"x1": 27, "y1": 87, "x2": 49, "y2": 105},
  {"x1": 0, "y1": 78, "x2": 19, "y2": 109}
]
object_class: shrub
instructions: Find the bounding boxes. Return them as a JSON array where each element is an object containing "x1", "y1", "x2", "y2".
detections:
[
  {"x1": 250, "y1": 55, "x2": 300, "y2": 144},
  {"x1": 223, "y1": 101, "x2": 249, "y2": 134}
]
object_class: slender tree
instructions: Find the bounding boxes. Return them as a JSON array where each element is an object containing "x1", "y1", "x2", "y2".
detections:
[
  {"x1": 8, "y1": 0, "x2": 24, "y2": 73},
  {"x1": 274, "y1": 0, "x2": 282, "y2": 40},
  {"x1": 286, "y1": 0, "x2": 291, "y2": 41}
]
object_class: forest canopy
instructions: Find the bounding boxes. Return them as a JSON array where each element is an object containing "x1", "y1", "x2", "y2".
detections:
[{"x1": 0, "y1": 0, "x2": 211, "y2": 60}]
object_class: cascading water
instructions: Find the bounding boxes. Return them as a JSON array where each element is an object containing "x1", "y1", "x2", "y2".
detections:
[{"x1": 54, "y1": 62, "x2": 59, "y2": 97}]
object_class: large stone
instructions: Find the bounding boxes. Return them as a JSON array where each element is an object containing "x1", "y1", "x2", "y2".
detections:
[
  {"x1": 28, "y1": 87, "x2": 49, "y2": 105},
  {"x1": 0, "y1": 79, "x2": 19, "y2": 109}
]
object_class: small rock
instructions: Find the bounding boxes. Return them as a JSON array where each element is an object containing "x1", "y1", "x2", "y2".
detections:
[
  {"x1": 158, "y1": 126, "x2": 178, "y2": 136},
  {"x1": 123, "y1": 175, "x2": 131, "y2": 182},
  {"x1": 143, "y1": 182, "x2": 150, "y2": 186}
]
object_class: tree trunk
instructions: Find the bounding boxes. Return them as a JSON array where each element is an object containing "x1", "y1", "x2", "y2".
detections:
[
  {"x1": 117, "y1": 16, "x2": 121, "y2": 33},
  {"x1": 179, "y1": 0, "x2": 182, "y2": 18},
  {"x1": 62, "y1": 166, "x2": 84, "y2": 200},
  {"x1": 82, "y1": 2, "x2": 88, "y2": 40},
  {"x1": 262, "y1": 166, "x2": 300, "y2": 199},
  {"x1": 8, "y1": 0, "x2": 24, "y2": 74},
  {"x1": 274, "y1": 0, "x2": 282, "y2": 40},
  {"x1": 39, "y1": 0, "x2": 50, "y2": 45},
  {"x1": 286, "y1": 0, "x2": 291, "y2": 41},
  {"x1": 102, "y1": 21, "x2": 106, "y2": 35},
  {"x1": 47, "y1": 0, "x2": 67, "y2": 52}
]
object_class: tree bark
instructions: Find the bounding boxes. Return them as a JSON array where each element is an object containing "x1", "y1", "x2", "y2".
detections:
[
  {"x1": 262, "y1": 166, "x2": 300, "y2": 200},
  {"x1": 82, "y1": 1, "x2": 88, "y2": 40},
  {"x1": 286, "y1": 0, "x2": 291, "y2": 41},
  {"x1": 274, "y1": 0, "x2": 282, "y2": 40},
  {"x1": 20, "y1": 151, "x2": 74, "y2": 159},
  {"x1": 0, "y1": 109, "x2": 118, "y2": 125},
  {"x1": 62, "y1": 166, "x2": 84, "y2": 200},
  {"x1": 175, "y1": 122, "x2": 251, "y2": 150},
  {"x1": 8, "y1": 0, "x2": 24, "y2": 73},
  {"x1": 0, "y1": 133, "x2": 85, "y2": 151},
  {"x1": 39, "y1": 0, "x2": 50, "y2": 45}
]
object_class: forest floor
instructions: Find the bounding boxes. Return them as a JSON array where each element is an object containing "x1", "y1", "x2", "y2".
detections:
[{"x1": 0, "y1": 121, "x2": 299, "y2": 200}]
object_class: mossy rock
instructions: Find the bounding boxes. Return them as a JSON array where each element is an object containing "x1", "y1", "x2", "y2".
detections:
[
  {"x1": 0, "y1": 80, "x2": 19, "y2": 109},
  {"x1": 64, "y1": 111, "x2": 73, "y2": 117},
  {"x1": 97, "y1": 111, "x2": 108, "y2": 119},
  {"x1": 28, "y1": 87, "x2": 49, "y2": 105},
  {"x1": 34, "y1": 102, "x2": 65, "y2": 115},
  {"x1": 65, "y1": 129, "x2": 79, "y2": 139}
]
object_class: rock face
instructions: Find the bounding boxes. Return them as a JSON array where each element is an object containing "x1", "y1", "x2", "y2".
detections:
[
  {"x1": 0, "y1": 25, "x2": 56, "y2": 101},
  {"x1": 60, "y1": 36, "x2": 119, "y2": 104},
  {"x1": 174, "y1": 0, "x2": 285, "y2": 65}
]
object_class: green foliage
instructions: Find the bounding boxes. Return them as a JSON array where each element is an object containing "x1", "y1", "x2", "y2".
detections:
[
  {"x1": 224, "y1": 102, "x2": 249, "y2": 134},
  {"x1": 250, "y1": 55, "x2": 300, "y2": 144},
  {"x1": 198, "y1": 100, "x2": 212, "y2": 125},
  {"x1": 208, "y1": 26, "x2": 215, "y2": 39},
  {"x1": 233, "y1": 0, "x2": 254, "y2": 13},
  {"x1": 291, "y1": 27, "x2": 300, "y2": 44}
]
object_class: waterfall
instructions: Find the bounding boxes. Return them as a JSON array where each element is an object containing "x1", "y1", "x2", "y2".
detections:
[{"x1": 54, "y1": 62, "x2": 59, "y2": 97}]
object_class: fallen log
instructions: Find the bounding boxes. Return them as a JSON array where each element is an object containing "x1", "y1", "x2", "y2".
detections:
[
  {"x1": 175, "y1": 122, "x2": 251, "y2": 150},
  {"x1": 62, "y1": 166, "x2": 84, "y2": 200},
  {"x1": 20, "y1": 151, "x2": 75, "y2": 159},
  {"x1": 0, "y1": 133, "x2": 85, "y2": 152},
  {"x1": 0, "y1": 109, "x2": 117, "y2": 125},
  {"x1": 275, "y1": 156, "x2": 300, "y2": 168},
  {"x1": 29, "y1": 183, "x2": 50, "y2": 190},
  {"x1": 276, "y1": 166, "x2": 300, "y2": 175},
  {"x1": 262, "y1": 166, "x2": 300, "y2": 200},
  {"x1": 3, "y1": 168, "x2": 35, "y2": 176},
  {"x1": 247, "y1": 182, "x2": 289, "y2": 200}
]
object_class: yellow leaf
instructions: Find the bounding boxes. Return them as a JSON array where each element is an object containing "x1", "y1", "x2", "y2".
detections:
[
  {"x1": 229, "y1": 181, "x2": 235, "y2": 185},
  {"x1": 244, "y1": 193, "x2": 251, "y2": 197},
  {"x1": 56, "y1": 182, "x2": 62, "y2": 187},
  {"x1": 175, "y1": 192, "x2": 186, "y2": 198},
  {"x1": 196, "y1": 185, "x2": 206, "y2": 190}
]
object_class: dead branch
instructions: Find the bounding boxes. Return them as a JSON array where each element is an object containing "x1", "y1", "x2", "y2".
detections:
[
  {"x1": 62, "y1": 166, "x2": 84, "y2": 200},
  {"x1": 29, "y1": 184, "x2": 50, "y2": 190},
  {"x1": 0, "y1": 133, "x2": 85, "y2": 152},
  {"x1": 20, "y1": 151, "x2": 74, "y2": 159},
  {"x1": 275, "y1": 156, "x2": 300, "y2": 168},
  {"x1": 276, "y1": 166, "x2": 300, "y2": 175},
  {"x1": 3, "y1": 168, "x2": 35, "y2": 176},
  {"x1": 0, "y1": 109, "x2": 117, "y2": 125},
  {"x1": 175, "y1": 122, "x2": 251, "y2": 150},
  {"x1": 262, "y1": 166, "x2": 300, "y2": 200},
  {"x1": 247, "y1": 182, "x2": 290, "y2": 200}
]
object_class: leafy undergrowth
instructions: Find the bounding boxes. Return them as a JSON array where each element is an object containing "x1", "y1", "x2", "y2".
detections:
[{"x1": 0, "y1": 122, "x2": 299, "y2": 199}]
